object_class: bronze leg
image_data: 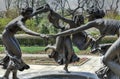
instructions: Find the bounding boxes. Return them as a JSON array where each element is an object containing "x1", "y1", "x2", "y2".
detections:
[
  {"x1": 64, "y1": 37, "x2": 74, "y2": 73},
  {"x1": 12, "y1": 69, "x2": 19, "y2": 79},
  {"x1": 2, "y1": 60, "x2": 13, "y2": 79},
  {"x1": 103, "y1": 37, "x2": 120, "y2": 76}
]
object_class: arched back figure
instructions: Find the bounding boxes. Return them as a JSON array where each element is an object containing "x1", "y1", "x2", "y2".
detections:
[
  {"x1": 50, "y1": 8, "x2": 120, "y2": 76},
  {"x1": 46, "y1": 8, "x2": 96, "y2": 73},
  {"x1": 1, "y1": 5, "x2": 49, "y2": 79}
]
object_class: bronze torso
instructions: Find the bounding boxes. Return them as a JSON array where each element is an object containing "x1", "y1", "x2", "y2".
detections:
[{"x1": 4, "y1": 16, "x2": 24, "y2": 35}]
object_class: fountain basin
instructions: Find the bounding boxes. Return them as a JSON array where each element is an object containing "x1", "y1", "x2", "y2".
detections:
[{"x1": 20, "y1": 71, "x2": 99, "y2": 79}]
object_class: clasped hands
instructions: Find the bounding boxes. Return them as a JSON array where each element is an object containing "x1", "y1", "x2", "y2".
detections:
[{"x1": 40, "y1": 34, "x2": 57, "y2": 39}]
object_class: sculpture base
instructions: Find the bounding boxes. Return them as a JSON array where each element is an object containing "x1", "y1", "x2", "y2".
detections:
[{"x1": 19, "y1": 71, "x2": 99, "y2": 79}]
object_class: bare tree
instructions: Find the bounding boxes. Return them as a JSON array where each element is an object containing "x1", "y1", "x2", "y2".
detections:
[
  {"x1": 65, "y1": 0, "x2": 105, "y2": 16},
  {"x1": 50, "y1": 0, "x2": 68, "y2": 16},
  {"x1": 66, "y1": 0, "x2": 87, "y2": 16},
  {"x1": 107, "y1": 0, "x2": 120, "y2": 14},
  {"x1": 13, "y1": 0, "x2": 24, "y2": 14},
  {"x1": 97, "y1": 0, "x2": 105, "y2": 9},
  {"x1": 4, "y1": 0, "x2": 12, "y2": 10}
]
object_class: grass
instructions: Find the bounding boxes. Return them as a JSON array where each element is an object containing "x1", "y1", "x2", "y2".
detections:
[
  {"x1": 73, "y1": 46, "x2": 91, "y2": 55},
  {"x1": 0, "y1": 46, "x2": 5, "y2": 53},
  {"x1": 0, "y1": 46, "x2": 91, "y2": 65},
  {"x1": 21, "y1": 46, "x2": 45, "y2": 54},
  {"x1": 0, "y1": 46, "x2": 91, "y2": 55},
  {"x1": 0, "y1": 46, "x2": 45, "y2": 54}
]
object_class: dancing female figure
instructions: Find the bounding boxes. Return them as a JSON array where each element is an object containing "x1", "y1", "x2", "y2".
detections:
[
  {"x1": 46, "y1": 8, "x2": 95, "y2": 72},
  {"x1": 1, "y1": 5, "x2": 49, "y2": 79}
]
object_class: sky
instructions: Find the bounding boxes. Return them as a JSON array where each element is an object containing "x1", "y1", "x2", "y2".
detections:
[
  {"x1": 0, "y1": 0, "x2": 76, "y2": 11},
  {"x1": 0, "y1": 0, "x2": 5, "y2": 11},
  {"x1": 0, "y1": 0, "x2": 120, "y2": 12}
]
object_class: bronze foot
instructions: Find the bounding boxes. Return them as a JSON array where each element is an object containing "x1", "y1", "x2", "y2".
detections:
[{"x1": 64, "y1": 67, "x2": 70, "y2": 73}]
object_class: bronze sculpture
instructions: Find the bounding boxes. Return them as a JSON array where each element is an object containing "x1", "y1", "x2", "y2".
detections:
[
  {"x1": 45, "y1": 8, "x2": 96, "y2": 73},
  {"x1": 49, "y1": 7, "x2": 120, "y2": 77},
  {"x1": 46, "y1": 9, "x2": 80, "y2": 73},
  {"x1": 0, "y1": 5, "x2": 49, "y2": 79}
]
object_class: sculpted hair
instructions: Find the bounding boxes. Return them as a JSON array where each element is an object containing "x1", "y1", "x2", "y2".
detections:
[
  {"x1": 21, "y1": 7, "x2": 33, "y2": 16},
  {"x1": 73, "y1": 14, "x2": 84, "y2": 24},
  {"x1": 87, "y1": 7, "x2": 105, "y2": 19}
]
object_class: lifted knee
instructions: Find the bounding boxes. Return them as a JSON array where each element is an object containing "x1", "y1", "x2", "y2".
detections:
[{"x1": 102, "y1": 56, "x2": 111, "y2": 65}]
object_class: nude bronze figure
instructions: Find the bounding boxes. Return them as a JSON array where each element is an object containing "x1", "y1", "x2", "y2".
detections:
[
  {"x1": 0, "y1": 5, "x2": 49, "y2": 79},
  {"x1": 50, "y1": 8, "x2": 120, "y2": 76},
  {"x1": 45, "y1": 8, "x2": 96, "y2": 73}
]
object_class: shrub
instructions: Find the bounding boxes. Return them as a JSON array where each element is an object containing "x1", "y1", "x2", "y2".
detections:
[
  {"x1": 100, "y1": 36, "x2": 117, "y2": 44},
  {"x1": 0, "y1": 18, "x2": 12, "y2": 33}
]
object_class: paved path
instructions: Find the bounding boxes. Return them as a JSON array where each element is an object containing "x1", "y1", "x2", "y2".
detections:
[{"x1": 0, "y1": 54, "x2": 103, "y2": 79}]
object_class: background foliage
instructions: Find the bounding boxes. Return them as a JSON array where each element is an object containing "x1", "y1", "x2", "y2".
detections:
[{"x1": 0, "y1": 0, "x2": 120, "y2": 47}]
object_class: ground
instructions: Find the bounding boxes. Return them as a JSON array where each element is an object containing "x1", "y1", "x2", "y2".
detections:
[
  {"x1": 23, "y1": 56, "x2": 90, "y2": 65},
  {"x1": 0, "y1": 54, "x2": 90, "y2": 66}
]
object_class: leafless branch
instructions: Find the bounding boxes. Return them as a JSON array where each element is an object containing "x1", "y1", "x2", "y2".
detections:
[{"x1": 4, "y1": 0, "x2": 12, "y2": 10}]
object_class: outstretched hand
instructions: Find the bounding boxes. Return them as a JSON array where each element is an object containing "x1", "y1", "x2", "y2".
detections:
[
  {"x1": 43, "y1": 4, "x2": 51, "y2": 12},
  {"x1": 37, "y1": 4, "x2": 51, "y2": 12},
  {"x1": 40, "y1": 34, "x2": 48, "y2": 39},
  {"x1": 40, "y1": 34, "x2": 57, "y2": 39}
]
